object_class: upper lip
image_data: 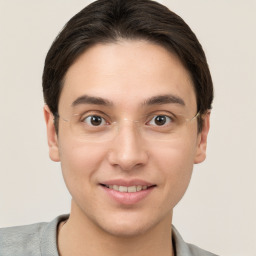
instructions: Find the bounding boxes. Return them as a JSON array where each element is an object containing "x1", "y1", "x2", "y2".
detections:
[{"x1": 100, "y1": 179, "x2": 155, "y2": 187}]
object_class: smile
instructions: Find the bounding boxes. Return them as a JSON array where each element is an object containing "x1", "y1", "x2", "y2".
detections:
[
  {"x1": 100, "y1": 182, "x2": 156, "y2": 204},
  {"x1": 101, "y1": 184, "x2": 155, "y2": 193}
]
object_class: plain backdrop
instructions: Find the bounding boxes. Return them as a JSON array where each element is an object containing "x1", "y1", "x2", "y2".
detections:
[{"x1": 0, "y1": 1, "x2": 255, "y2": 256}]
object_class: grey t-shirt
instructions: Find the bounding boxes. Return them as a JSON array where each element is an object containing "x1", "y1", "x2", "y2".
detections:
[{"x1": 0, "y1": 215, "x2": 218, "y2": 256}]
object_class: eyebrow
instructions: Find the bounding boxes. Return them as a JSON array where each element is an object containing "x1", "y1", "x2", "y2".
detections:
[
  {"x1": 71, "y1": 94, "x2": 185, "y2": 108},
  {"x1": 142, "y1": 94, "x2": 185, "y2": 106},
  {"x1": 72, "y1": 95, "x2": 113, "y2": 107}
]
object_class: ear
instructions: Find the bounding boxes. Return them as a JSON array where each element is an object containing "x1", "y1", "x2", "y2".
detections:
[
  {"x1": 194, "y1": 111, "x2": 211, "y2": 164},
  {"x1": 44, "y1": 105, "x2": 60, "y2": 162}
]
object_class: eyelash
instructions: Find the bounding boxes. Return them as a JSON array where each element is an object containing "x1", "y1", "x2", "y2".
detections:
[
  {"x1": 147, "y1": 115, "x2": 173, "y2": 126},
  {"x1": 79, "y1": 112, "x2": 175, "y2": 127}
]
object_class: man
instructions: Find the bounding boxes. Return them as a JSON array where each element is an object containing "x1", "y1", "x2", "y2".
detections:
[{"x1": 0, "y1": 0, "x2": 217, "y2": 255}]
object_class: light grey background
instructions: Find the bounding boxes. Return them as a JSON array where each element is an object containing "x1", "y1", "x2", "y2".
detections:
[{"x1": 0, "y1": 1, "x2": 255, "y2": 256}]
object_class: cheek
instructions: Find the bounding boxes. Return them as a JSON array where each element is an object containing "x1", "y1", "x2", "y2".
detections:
[
  {"x1": 58, "y1": 138, "x2": 106, "y2": 197},
  {"x1": 152, "y1": 138, "x2": 197, "y2": 206}
]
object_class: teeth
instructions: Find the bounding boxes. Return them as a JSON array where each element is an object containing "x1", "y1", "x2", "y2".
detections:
[
  {"x1": 105, "y1": 184, "x2": 150, "y2": 193},
  {"x1": 128, "y1": 186, "x2": 136, "y2": 192},
  {"x1": 113, "y1": 185, "x2": 119, "y2": 191},
  {"x1": 137, "y1": 185, "x2": 142, "y2": 191},
  {"x1": 119, "y1": 186, "x2": 128, "y2": 192}
]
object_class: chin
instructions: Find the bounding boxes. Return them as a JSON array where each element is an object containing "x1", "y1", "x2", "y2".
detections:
[
  {"x1": 99, "y1": 220, "x2": 152, "y2": 238},
  {"x1": 93, "y1": 210, "x2": 169, "y2": 238}
]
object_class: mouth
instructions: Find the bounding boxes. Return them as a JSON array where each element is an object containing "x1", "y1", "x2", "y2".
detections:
[{"x1": 100, "y1": 184, "x2": 156, "y2": 193}]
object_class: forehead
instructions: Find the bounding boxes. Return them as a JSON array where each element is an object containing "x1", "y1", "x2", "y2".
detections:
[{"x1": 59, "y1": 40, "x2": 196, "y2": 113}]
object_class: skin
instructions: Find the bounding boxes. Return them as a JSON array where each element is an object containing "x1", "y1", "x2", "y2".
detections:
[{"x1": 44, "y1": 40, "x2": 210, "y2": 256}]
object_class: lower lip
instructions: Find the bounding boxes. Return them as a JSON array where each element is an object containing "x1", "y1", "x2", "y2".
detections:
[{"x1": 101, "y1": 186, "x2": 155, "y2": 205}]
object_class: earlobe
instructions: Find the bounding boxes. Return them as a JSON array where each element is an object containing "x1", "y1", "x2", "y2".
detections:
[
  {"x1": 194, "y1": 111, "x2": 211, "y2": 164},
  {"x1": 44, "y1": 105, "x2": 60, "y2": 162}
]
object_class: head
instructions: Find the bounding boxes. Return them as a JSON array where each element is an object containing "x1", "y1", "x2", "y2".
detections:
[{"x1": 43, "y1": 0, "x2": 213, "y2": 238}]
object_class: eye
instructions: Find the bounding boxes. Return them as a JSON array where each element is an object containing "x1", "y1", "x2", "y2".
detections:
[
  {"x1": 82, "y1": 115, "x2": 107, "y2": 126},
  {"x1": 148, "y1": 115, "x2": 172, "y2": 126}
]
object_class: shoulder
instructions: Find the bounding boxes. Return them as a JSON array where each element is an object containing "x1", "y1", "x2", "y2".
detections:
[
  {"x1": 0, "y1": 215, "x2": 69, "y2": 256},
  {"x1": 186, "y1": 243, "x2": 218, "y2": 256},
  {"x1": 172, "y1": 225, "x2": 219, "y2": 256},
  {"x1": 0, "y1": 222, "x2": 47, "y2": 256}
]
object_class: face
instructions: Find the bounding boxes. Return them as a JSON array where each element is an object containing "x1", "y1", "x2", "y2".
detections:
[{"x1": 45, "y1": 40, "x2": 209, "y2": 237}]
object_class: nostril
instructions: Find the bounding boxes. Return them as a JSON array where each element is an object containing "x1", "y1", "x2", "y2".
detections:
[{"x1": 106, "y1": 128, "x2": 149, "y2": 172}]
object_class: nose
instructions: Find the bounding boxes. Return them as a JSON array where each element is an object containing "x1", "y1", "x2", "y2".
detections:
[{"x1": 107, "y1": 122, "x2": 149, "y2": 171}]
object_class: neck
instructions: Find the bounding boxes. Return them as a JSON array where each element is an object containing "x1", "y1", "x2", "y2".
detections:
[{"x1": 58, "y1": 201, "x2": 174, "y2": 256}]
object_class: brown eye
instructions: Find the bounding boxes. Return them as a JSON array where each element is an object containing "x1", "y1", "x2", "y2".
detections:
[
  {"x1": 83, "y1": 115, "x2": 106, "y2": 126},
  {"x1": 149, "y1": 115, "x2": 172, "y2": 126}
]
